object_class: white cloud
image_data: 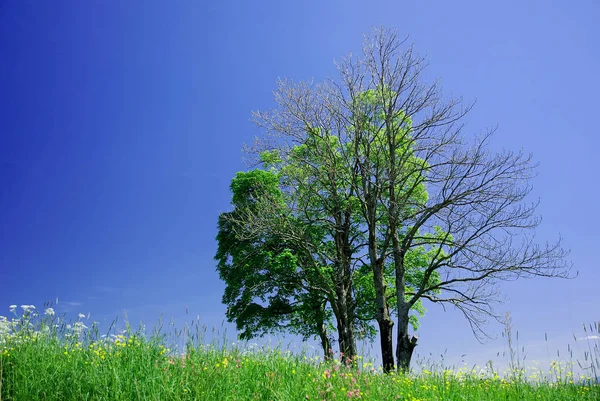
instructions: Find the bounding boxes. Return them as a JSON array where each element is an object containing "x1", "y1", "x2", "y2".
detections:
[
  {"x1": 578, "y1": 335, "x2": 600, "y2": 341},
  {"x1": 60, "y1": 301, "x2": 83, "y2": 307},
  {"x1": 55, "y1": 301, "x2": 84, "y2": 311}
]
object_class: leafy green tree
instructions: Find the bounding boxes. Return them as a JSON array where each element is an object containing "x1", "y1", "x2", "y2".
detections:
[{"x1": 216, "y1": 169, "x2": 335, "y2": 358}]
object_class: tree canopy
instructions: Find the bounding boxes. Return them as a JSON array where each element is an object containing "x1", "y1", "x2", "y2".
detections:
[{"x1": 216, "y1": 27, "x2": 572, "y2": 372}]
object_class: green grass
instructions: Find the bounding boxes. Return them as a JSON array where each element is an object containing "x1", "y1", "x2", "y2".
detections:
[{"x1": 1, "y1": 305, "x2": 598, "y2": 401}]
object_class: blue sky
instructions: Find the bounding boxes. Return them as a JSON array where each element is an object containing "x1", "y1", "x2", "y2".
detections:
[{"x1": 1, "y1": 0, "x2": 599, "y2": 370}]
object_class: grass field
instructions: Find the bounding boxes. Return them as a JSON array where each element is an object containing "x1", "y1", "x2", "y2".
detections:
[{"x1": 1, "y1": 305, "x2": 598, "y2": 400}]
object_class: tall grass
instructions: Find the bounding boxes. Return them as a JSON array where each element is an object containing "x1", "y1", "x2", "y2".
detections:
[
  {"x1": 1, "y1": 304, "x2": 598, "y2": 401},
  {"x1": 577, "y1": 320, "x2": 600, "y2": 380}
]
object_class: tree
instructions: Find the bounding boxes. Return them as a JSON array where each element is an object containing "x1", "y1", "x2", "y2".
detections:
[
  {"x1": 244, "y1": 27, "x2": 572, "y2": 372},
  {"x1": 216, "y1": 169, "x2": 335, "y2": 359}
]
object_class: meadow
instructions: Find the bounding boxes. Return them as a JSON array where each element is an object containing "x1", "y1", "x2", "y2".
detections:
[{"x1": 1, "y1": 304, "x2": 598, "y2": 401}]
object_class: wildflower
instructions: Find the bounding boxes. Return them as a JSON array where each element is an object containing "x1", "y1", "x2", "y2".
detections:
[
  {"x1": 0, "y1": 317, "x2": 12, "y2": 342},
  {"x1": 45, "y1": 308, "x2": 55, "y2": 316},
  {"x1": 78, "y1": 313, "x2": 86, "y2": 319},
  {"x1": 9, "y1": 305, "x2": 17, "y2": 313},
  {"x1": 72, "y1": 321, "x2": 88, "y2": 335},
  {"x1": 20, "y1": 305, "x2": 36, "y2": 313}
]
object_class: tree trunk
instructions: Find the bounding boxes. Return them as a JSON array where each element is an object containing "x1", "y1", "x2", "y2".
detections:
[
  {"x1": 378, "y1": 317, "x2": 395, "y2": 372},
  {"x1": 396, "y1": 306, "x2": 417, "y2": 372},
  {"x1": 334, "y1": 289, "x2": 357, "y2": 361},
  {"x1": 315, "y1": 301, "x2": 332, "y2": 361},
  {"x1": 390, "y1": 211, "x2": 418, "y2": 371},
  {"x1": 342, "y1": 306, "x2": 357, "y2": 362},
  {"x1": 388, "y1": 161, "x2": 418, "y2": 372},
  {"x1": 318, "y1": 321, "x2": 333, "y2": 361},
  {"x1": 372, "y1": 249, "x2": 395, "y2": 373},
  {"x1": 364, "y1": 192, "x2": 396, "y2": 373},
  {"x1": 332, "y1": 212, "x2": 358, "y2": 363},
  {"x1": 393, "y1": 238, "x2": 417, "y2": 372}
]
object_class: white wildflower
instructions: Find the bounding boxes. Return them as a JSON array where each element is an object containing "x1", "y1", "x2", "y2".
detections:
[
  {"x1": 78, "y1": 313, "x2": 86, "y2": 319},
  {"x1": 72, "y1": 321, "x2": 87, "y2": 335},
  {"x1": 0, "y1": 316, "x2": 11, "y2": 339},
  {"x1": 20, "y1": 305, "x2": 36, "y2": 313},
  {"x1": 9, "y1": 305, "x2": 17, "y2": 313},
  {"x1": 45, "y1": 307, "x2": 55, "y2": 316}
]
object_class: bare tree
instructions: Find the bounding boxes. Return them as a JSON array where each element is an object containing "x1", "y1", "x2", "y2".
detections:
[{"x1": 337, "y1": 27, "x2": 572, "y2": 371}]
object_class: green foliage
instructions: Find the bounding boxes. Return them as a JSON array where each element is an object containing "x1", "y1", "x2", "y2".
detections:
[
  {"x1": 216, "y1": 170, "x2": 333, "y2": 344},
  {"x1": 229, "y1": 169, "x2": 284, "y2": 209},
  {"x1": 259, "y1": 149, "x2": 282, "y2": 167},
  {"x1": 350, "y1": 88, "x2": 429, "y2": 208}
]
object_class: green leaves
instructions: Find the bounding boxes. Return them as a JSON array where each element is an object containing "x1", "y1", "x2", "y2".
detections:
[
  {"x1": 230, "y1": 170, "x2": 284, "y2": 209},
  {"x1": 216, "y1": 168, "x2": 335, "y2": 348}
]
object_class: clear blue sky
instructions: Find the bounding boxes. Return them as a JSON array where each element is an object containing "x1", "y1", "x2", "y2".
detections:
[{"x1": 1, "y1": 0, "x2": 598, "y2": 370}]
